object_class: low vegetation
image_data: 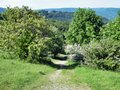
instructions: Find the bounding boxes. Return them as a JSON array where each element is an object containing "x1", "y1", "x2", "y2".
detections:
[
  {"x1": 0, "y1": 53, "x2": 119, "y2": 90},
  {"x1": 82, "y1": 38, "x2": 120, "y2": 71},
  {"x1": 62, "y1": 66, "x2": 120, "y2": 90},
  {"x1": 0, "y1": 54, "x2": 55, "y2": 90}
]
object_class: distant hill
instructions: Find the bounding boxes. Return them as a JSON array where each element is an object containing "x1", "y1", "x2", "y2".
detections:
[
  {"x1": 39, "y1": 10, "x2": 73, "y2": 21},
  {"x1": 0, "y1": 7, "x2": 120, "y2": 20},
  {"x1": 0, "y1": 7, "x2": 5, "y2": 13},
  {"x1": 92, "y1": 8, "x2": 120, "y2": 20},
  {"x1": 43, "y1": 8, "x2": 76, "y2": 12},
  {"x1": 42, "y1": 8, "x2": 120, "y2": 20}
]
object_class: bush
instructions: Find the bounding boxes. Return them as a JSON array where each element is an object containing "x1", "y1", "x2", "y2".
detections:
[
  {"x1": 65, "y1": 44, "x2": 84, "y2": 63},
  {"x1": 0, "y1": 6, "x2": 64, "y2": 63},
  {"x1": 65, "y1": 44, "x2": 81, "y2": 54},
  {"x1": 96, "y1": 58, "x2": 119, "y2": 71},
  {"x1": 27, "y1": 38, "x2": 52, "y2": 63},
  {"x1": 82, "y1": 38, "x2": 120, "y2": 71}
]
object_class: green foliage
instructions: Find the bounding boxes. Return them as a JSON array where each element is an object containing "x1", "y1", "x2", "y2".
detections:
[
  {"x1": 0, "y1": 57, "x2": 55, "y2": 90},
  {"x1": 0, "y1": 6, "x2": 43, "y2": 54},
  {"x1": 50, "y1": 34, "x2": 64, "y2": 57},
  {"x1": 100, "y1": 17, "x2": 120, "y2": 40},
  {"x1": 118, "y1": 10, "x2": 120, "y2": 16},
  {"x1": 28, "y1": 38, "x2": 52, "y2": 63},
  {"x1": 82, "y1": 38, "x2": 120, "y2": 71},
  {"x1": 48, "y1": 19, "x2": 69, "y2": 32},
  {"x1": 47, "y1": 19, "x2": 69, "y2": 48},
  {"x1": 39, "y1": 10, "x2": 73, "y2": 21},
  {"x1": 0, "y1": 6, "x2": 63, "y2": 63},
  {"x1": 65, "y1": 8, "x2": 104, "y2": 45},
  {"x1": 0, "y1": 13, "x2": 3, "y2": 20},
  {"x1": 63, "y1": 67, "x2": 120, "y2": 90}
]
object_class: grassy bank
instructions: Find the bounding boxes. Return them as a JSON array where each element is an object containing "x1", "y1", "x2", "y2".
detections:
[
  {"x1": 0, "y1": 53, "x2": 120, "y2": 90},
  {"x1": 0, "y1": 58, "x2": 55, "y2": 90},
  {"x1": 62, "y1": 66, "x2": 120, "y2": 90}
]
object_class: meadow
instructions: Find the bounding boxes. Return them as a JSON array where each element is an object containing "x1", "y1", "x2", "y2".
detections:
[
  {"x1": 0, "y1": 53, "x2": 120, "y2": 90},
  {"x1": 0, "y1": 53, "x2": 55, "y2": 90}
]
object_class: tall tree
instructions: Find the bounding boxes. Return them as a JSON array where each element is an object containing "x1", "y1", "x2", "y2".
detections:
[
  {"x1": 100, "y1": 16, "x2": 120, "y2": 40},
  {"x1": 65, "y1": 8, "x2": 104, "y2": 45}
]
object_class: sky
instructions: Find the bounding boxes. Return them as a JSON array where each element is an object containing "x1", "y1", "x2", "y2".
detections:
[{"x1": 0, "y1": 0, "x2": 120, "y2": 9}]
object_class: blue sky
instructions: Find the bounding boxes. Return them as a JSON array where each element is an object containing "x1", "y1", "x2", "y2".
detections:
[{"x1": 0, "y1": 0, "x2": 120, "y2": 9}]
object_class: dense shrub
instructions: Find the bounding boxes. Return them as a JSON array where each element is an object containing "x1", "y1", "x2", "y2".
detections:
[
  {"x1": 0, "y1": 6, "x2": 64, "y2": 63},
  {"x1": 82, "y1": 38, "x2": 120, "y2": 71},
  {"x1": 65, "y1": 44, "x2": 84, "y2": 62},
  {"x1": 65, "y1": 44, "x2": 81, "y2": 54},
  {"x1": 28, "y1": 38, "x2": 52, "y2": 63}
]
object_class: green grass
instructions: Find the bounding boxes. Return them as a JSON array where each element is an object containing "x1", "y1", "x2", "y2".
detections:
[
  {"x1": 1, "y1": 52, "x2": 120, "y2": 90},
  {"x1": 62, "y1": 66, "x2": 120, "y2": 90},
  {"x1": 66, "y1": 59, "x2": 77, "y2": 65},
  {"x1": 0, "y1": 58, "x2": 55, "y2": 90}
]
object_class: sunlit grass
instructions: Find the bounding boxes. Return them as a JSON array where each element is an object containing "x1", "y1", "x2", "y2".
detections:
[
  {"x1": 0, "y1": 57, "x2": 55, "y2": 90},
  {"x1": 62, "y1": 66, "x2": 120, "y2": 90}
]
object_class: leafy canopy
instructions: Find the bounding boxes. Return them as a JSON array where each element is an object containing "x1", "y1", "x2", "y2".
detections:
[
  {"x1": 65, "y1": 8, "x2": 104, "y2": 45},
  {"x1": 0, "y1": 6, "x2": 64, "y2": 63},
  {"x1": 100, "y1": 16, "x2": 120, "y2": 40}
]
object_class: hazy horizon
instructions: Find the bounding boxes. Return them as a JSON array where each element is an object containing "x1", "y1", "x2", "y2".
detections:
[{"x1": 1, "y1": 7, "x2": 120, "y2": 10}]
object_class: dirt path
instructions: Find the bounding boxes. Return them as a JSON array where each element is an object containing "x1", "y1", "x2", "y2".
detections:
[
  {"x1": 40, "y1": 60, "x2": 90, "y2": 90},
  {"x1": 49, "y1": 60, "x2": 67, "y2": 81}
]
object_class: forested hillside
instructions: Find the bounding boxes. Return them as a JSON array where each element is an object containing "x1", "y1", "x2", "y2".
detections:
[
  {"x1": 39, "y1": 10, "x2": 73, "y2": 21},
  {"x1": 1, "y1": 7, "x2": 120, "y2": 20},
  {"x1": 42, "y1": 8, "x2": 120, "y2": 20}
]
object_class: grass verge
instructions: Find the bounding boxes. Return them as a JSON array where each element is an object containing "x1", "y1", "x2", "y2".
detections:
[
  {"x1": 62, "y1": 66, "x2": 120, "y2": 90},
  {"x1": 0, "y1": 58, "x2": 55, "y2": 90}
]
